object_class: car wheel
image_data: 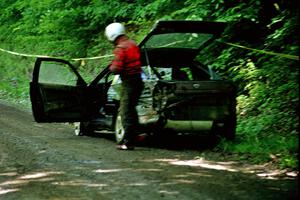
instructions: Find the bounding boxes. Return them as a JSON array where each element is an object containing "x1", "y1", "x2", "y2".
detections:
[
  {"x1": 223, "y1": 100, "x2": 237, "y2": 140},
  {"x1": 74, "y1": 122, "x2": 92, "y2": 136},
  {"x1": 114, "y1": 113, "x2": 125, "y2": 144},
  {"x1": 223, "y1": 117, "x2": 236, "y2": 141},
  {"x1": 212, "y1": 117, "x2": 236, "y2": 141}
]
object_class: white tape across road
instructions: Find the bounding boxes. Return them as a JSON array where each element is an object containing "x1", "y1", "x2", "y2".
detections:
[
  {"x1": 1, "y1": 42, "x2": 299, "y2": 61},
  {"x1": 0, "y1": 47, "x2": 113, "y2": 61},
  {"x1": 218, "y1": 41, "x2": 299, "y2": 61}
]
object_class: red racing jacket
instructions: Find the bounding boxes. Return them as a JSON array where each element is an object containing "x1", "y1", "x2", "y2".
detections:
[{"x1": 109, "y1": 35, "x2": 142, "y2": 77}]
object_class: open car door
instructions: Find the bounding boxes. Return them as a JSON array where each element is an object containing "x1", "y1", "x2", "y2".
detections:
[{"x1": 30, "y1": 57, "x2": 93, "y2": 122}]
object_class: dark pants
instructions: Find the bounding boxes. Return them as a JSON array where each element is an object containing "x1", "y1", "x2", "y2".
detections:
[{"x1": 119, "y1": 74, "x2": 144, "y2": 144}]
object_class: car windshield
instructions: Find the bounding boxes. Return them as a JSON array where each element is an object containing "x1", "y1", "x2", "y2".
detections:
[{"x1": 144, "y1": 33, "x2": 213, "y2": 49}]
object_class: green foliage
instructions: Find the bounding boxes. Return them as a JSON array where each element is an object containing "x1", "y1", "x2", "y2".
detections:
[{"x1": 0, "y1": 0, "x2": 298, "y2": 169}]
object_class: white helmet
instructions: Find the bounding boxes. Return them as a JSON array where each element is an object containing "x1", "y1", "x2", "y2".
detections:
[{"x1": 105, "y1": 22, "x2": 126, "y2": 42}]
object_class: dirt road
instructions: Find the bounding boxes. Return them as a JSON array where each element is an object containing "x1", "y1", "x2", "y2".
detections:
[{"x1": 0, "y1": 102, "x2": 298, "y2": 199}]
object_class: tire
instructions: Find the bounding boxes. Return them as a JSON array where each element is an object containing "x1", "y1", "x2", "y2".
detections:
[
  {"x1": 221, "y1": 97, "x2": 237, "y2": 141},
  {"x1": 212, "y1": 116, "x2": 236, "y2": 141},
  {"x1": 114, "y1": 112, "x2": 125, "y2": 144},
  {"x1": 223, "y1": 117, "x2": 236, "y2": 141},
  {"x1": 74, "y1": 122, "x2": 92, "y2": 136},
  {"x1": 224, "y1": 98, "x2": 237, "y2": 141}
]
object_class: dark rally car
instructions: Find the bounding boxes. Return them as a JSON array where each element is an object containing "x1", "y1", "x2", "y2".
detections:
[{"x1": 30, "y1": 20, "x2": 236, "y2": 142}]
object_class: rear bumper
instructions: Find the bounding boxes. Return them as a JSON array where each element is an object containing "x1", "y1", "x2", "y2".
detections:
[{"x1": 164, "y1": 120, "x2": 215, "y2": 132}]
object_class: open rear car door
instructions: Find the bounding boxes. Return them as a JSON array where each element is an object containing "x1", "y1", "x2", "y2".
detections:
[{"x1": 30, "y1": 57, "x2": 102, "y2": 122}]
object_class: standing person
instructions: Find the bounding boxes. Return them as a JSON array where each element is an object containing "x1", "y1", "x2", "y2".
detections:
[{"x1": 105, "y1": 22, "x2": 144, "y2": 150}]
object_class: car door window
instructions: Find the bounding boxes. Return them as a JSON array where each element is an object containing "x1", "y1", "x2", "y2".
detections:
[
  {"x1": 39, "y1": 61, "x2": 78, "y2": 86},
  {"x1": 172, "y1": 67, "x2": 192, "y2": 80}
]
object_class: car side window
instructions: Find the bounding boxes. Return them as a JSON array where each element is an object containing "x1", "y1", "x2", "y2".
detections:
[
  {"x1": 172, "y1": 67, "x2": 192, "y2": 80},
  {"x1": 39, "y1": 61, "x2": 78, "y2": 86},
  {"x1": 141, "y1": 66, "x2": 159, "y2": 80},
  {"x1": 191, "y1": 63, "x2": 221, "y2": 80}
]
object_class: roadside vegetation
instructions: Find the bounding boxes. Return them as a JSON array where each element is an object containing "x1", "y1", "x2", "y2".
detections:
[{"x1": 0, "y1": 0, "x2": 298, "y2": 169}]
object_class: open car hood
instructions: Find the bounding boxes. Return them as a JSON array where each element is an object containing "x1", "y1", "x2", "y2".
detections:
[{"x1": 139, "y1": 20, "x2": 226, "y2": 67}]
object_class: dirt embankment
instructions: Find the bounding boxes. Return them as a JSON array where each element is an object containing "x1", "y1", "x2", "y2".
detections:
[{"x1": 0, "y1": 102, "x2": 298, "y2": 199}]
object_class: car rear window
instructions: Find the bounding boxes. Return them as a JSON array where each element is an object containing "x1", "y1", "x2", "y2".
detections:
[{"x1": 144, "y1": 33, "x2": 213, "y2": 49}]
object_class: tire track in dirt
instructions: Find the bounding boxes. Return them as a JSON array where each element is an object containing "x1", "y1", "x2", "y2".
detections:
[{"x1": 0, "y1": 102, "x2": 298, "y2": 200}]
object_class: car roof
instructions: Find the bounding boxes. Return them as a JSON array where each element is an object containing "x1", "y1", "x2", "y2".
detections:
[{"x1": 139, "y1": 20, "x2": 226, "y2": 67}]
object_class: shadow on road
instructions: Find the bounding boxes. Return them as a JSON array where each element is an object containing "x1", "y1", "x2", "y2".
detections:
[
  {"x1": 140, "y1": 133, "x2": 220, "y2": 150},
  {"x1": 90, "y1": 131, "x2": 220, "y2": 151}
]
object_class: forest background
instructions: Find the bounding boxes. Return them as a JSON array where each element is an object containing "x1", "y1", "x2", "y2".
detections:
[{"x1": 0, "y1": 0, "x2": 298, "y2": 169}]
